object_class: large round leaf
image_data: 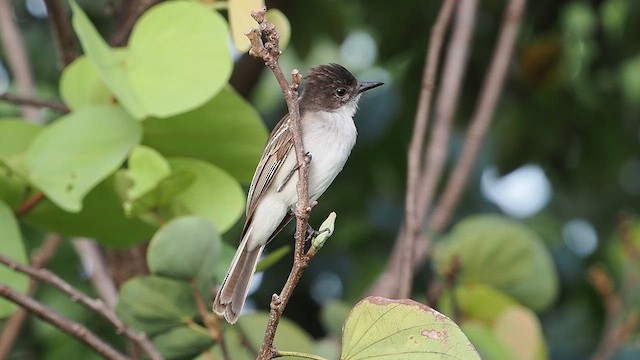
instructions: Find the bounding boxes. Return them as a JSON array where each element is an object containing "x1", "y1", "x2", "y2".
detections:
[
  {"x1": 147, "y1": 216, "x2": 221, "y2": 297},
  {"x1": 116, "y1": 276, "x2": 198, "y2": 336},
  {"x1": 166, "y1": 158, "x2": 244, "y2": 233},
  {"x1": 24, "y1": 175, "x2": 156, "y2": 247},
  {"x1": 341, "y1": 297, "x2": 480, "y2": 360},
  {"x1": 143, "y1": 86, "x2": 268, "y2": 183},
  {"x1": 127, "y1": 1, "x2": 232, "y2": 117},
  {"x1": 71, "y1": 1, "x2": 232, "y2": 118},
  {"x1": 23, "y1": 105, "x2": 141, "y2": 212},
  {"x1": 0, "y1": 201, "x2": 29, "y2": 318},
  {"x1": 59, "y1": 54, "x2": 115, "y2": 110},
  {"x1": 434, "y1": 215, "x2": 558, "y2": 311}
]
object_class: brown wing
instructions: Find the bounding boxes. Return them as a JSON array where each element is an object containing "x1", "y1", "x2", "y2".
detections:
[{"x1": 242, "y1": 115, "x2": 294, "y2": 237}]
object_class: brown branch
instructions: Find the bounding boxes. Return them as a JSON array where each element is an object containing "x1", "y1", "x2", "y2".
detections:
[
  {"x1": 0, "y1": 285, "x2": 129, "y2": 360},
  {"x1": 72, "y1": 238, "x2": 118, "y2": 308},
  {"x1": 0, "y1": 93, "x2": 70, "y2": 114},
  {"x1": 192, "y1": 281, "x2": 230, "y2": 360},
  {"x1": 0, "y1": 234, "x2": 61, "y2": 358},
  {"x1": 589, "y1": 266, "x2": 639, "y2": 360},
  {"x1": 404, "y1": 1, "x2": 478, "y2": 297},
  {"x1": 246, "y1": 7, "x2": 315, "y2": 360},
  {"x1": 368, "y1": 0, "x2": 528, "y2": 298},
  {"x1": 110, "y1": 0, "x2": 158, "y2": 46},
  {"x1": 366, "y1": 0, "x2": 460, "y2": 298},
  {"x1": 415, "y1": 0, "x2": 478, "y2": 225},
  {"x1": 43, "y1": 0, "x2": 79, "y2": 68},
  {"x1": 0, "y1": 0, "x2": 40, "y2": 122},
  {"x1": 0, "y1": 254, "x2": 162, "y2": 360},
  {"x1": 15, "y1": 192, "x2": 46, "y2": 216}
]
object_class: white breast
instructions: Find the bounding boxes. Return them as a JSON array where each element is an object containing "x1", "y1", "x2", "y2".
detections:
[{"x1": 302, "y1": 109, "x2": 357, "y2": 200}]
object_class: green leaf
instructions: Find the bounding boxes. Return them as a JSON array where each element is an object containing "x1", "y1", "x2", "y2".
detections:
[
  {"x1": 228, "y1": 0, "x2": 265, "y2": 51},
  {"x1": 24, "y1": 175, "x2": 156, "y2": 247},
  {"x1": 0, "y1": 120, "x2": 41, "y2": 208},
  {"x1": 59, "y1": 54, "x2": 116, "y2": 110},
  {"x1": 70, "y1": 1, "x2": 232, "y2": 118},
  {"x1": 341, "y1": 297, "x2": 480, "y2": 360},
  {"x1": 620, "y1": 54, "x2": 640, "y2": 103},
  {"x1": 127, "y1": 146, "x2": 171, "y2": 200},
  {"x1": 23, "y1": 105, "x2": 141, "y2": 212},
  {"x1": 320, "y1": 300, "x2": 351, "y2": 338},
  {"x1": 237, "y1": 312, "x2": 316, "y2": 354},
  {"x1": 166, "y1": 158, "x2": 244, "y2": 234},
  {"x1": 493, "y1": 307, "x2": 547, "y2": 360},
  {"x1": 147, "y1": 216, "x2": 221, "y2": 297},
  {"x1": 0, "y1": 119, "x2": 42, "y2": 167},
  {"x1": 0, "y1": 201, "x2": 29, "y2": 318},
  {"x1": 452, "y1": 284, "x2": 519, "y2": 324},
  {"x1": 0, "y1": 168, "x2": 26, "y2": 209},
  {"x1": 255, "y1": 245, "x2": 290, "y2": 272},
  {"x1": 70, "y1": 1, "x2": 146, "y2": 119},
  {"x1": 127, "y1": 1, "x2": 232, "y2": 117},
  {"x1": 434, "y1": 215, "x2": 558, "y2": 311},
  {"x1": 438, "y1": 286, "x2": 549, "y2": 359},
  {"x1": 143, "y1": 86, "x2": 268, "y2": 183},
  {"x1": 460, "y1": 323, "x2": 517, "y2": 360},
  {"x1": 116, "y1": 276, "x2": 198, "y2": 336},
  {"x1": 152, "y1": 326, "x2": 213, "y2": 360},
  {"x1": 126, "y1": 171, "x2": 196, "y2": 217}
]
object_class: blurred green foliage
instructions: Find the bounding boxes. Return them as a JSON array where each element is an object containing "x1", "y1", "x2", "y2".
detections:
[{"x1": 0, "y1": 0, "x2": 639, "y2": 359}]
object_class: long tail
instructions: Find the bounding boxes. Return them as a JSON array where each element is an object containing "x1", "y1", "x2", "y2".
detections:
[{"x1": 213, "y1": 234, "x2": 264, "y2": 324}]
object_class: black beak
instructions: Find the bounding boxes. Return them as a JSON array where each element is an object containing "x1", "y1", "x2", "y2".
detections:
[{"x1": 357, "y1": 81, "x2": 384, "y2": 93}]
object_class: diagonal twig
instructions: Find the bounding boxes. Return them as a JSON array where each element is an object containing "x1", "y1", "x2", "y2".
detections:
[
  {"x1": 0, "y1": 93, "x2": 70, "y2": 114},
  {"x1": 0, "y1": 234, "x2": 61, "y2": 358},
  {"x1": 245, "y1": 7, "x2": 316, "y2": 360},
  {"x1": 367, "y1": 0, "x2": 459, "y2": 298},
  {"x1": 0, "y1": 254, "x2": 162, "y2": 360},
  {"x1": 43, "y1": 0, "x2": 79, "y2": 68},
  {"x1": 368, "y1": 0, "x2": 528, "y2": 298},
  {"x1": 0, "y1": 0, "x2": 40, "y2": 122},
  {"x1": 0, "y1": 285, "x2": 128, "y2": 360}
]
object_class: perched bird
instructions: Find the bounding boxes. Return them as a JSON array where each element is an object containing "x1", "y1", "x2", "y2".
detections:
[{"x1": 213, "y1": 63, "x2": 383, "y2": 323}]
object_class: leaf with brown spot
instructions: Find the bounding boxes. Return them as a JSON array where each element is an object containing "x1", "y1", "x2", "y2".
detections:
[{"x1": 341, "y1": 296, "x2": 480, "y2": 360}]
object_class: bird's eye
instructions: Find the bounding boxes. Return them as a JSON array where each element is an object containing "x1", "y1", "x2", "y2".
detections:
[{"x1": 336, "y1": 88, "x2": 347, "y2": 97}]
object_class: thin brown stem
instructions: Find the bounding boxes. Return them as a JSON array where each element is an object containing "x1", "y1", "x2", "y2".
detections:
[
  {"x1": 0, "y1": 285, "x2": 129, "y2": 360},
  {"x1": 43, "y1": 0, "x2": 79, "y2": 68},
  {"x1": 110, "y1": 0, "x2": 158, "y2": 46},
  {"x1": 415, "y1": 0, "x2": 478, "y2": 225},
  {"x1": 0, "y1": 234, "x2": 61, "y2": 359},
  {"x1": 246, "y1": 7, "x2": 315, "y2": 360},
  {"x1": 0, "y1": 93, "x2": 70, "y2": 114},
  {"x1": 368, "y1": 0, "x2": 528, "y2": 298},
  {"x1": 589, "y1": 266, "x2": 639, "y2": 360},
  {"x1": 396, "y1": 0, "x2": 459, "y2": 299},
  {"x1": 401, "y1": 1, "x2": 480, "y2": 295},
  {"x1": 0, "y1": 0, "x2": 39, "y2": 122},
  {"x1": 192, "y1": 281, "x2": 230, "y2": 360},
  {"x1": 72, "y1": 238, "x2": 118, "y2": 308},
  {"x1": 0, "y1": 254, "x2": 162, "y2": 360},
  {"x1": 430, "y1": 0, "x2": 528, "y2": 231}
]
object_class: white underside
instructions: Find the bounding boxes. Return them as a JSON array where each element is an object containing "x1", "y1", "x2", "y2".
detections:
[{"x1": 246, "y1": 105, "x2": 358, "y2": 250}]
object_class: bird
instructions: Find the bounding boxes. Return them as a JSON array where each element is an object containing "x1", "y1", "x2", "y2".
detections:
[{"x1": 213, "y1": 63, "x2": 383, "y2": 323}]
